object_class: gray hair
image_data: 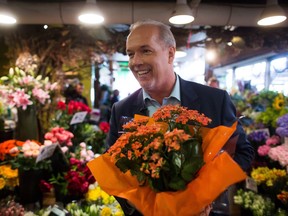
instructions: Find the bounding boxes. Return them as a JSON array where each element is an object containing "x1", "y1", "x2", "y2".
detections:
[{"x1": 129, "y1": 19, "x2": 176, "y2": 48}]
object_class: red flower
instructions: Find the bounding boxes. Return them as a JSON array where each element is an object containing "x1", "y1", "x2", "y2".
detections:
[
  {"x1": 99, "y1": 121, "x2": 110, "y2": 133},
  {"x1": 39, "y1": 180, "x2": 53, "y2": 193},
  {"x1": 57, "y1": 101, "x2": 66, "y2": 110}
]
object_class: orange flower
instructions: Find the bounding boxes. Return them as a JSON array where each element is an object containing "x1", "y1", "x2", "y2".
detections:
[{"x1": 0, "y1": 140, "x2": 24, "y2": 161}]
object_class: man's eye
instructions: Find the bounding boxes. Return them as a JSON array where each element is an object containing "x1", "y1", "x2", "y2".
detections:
[
  {"x1": 127, "y1": 53, "x2": 134, "y2": 58},
  {"x1": 143, "y1": 50, "x2": 152, "y2": 54}
]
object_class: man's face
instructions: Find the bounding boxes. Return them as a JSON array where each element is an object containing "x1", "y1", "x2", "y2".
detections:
[{"x1": 126, "y1": 25, "x2": 175, "y2": 92}]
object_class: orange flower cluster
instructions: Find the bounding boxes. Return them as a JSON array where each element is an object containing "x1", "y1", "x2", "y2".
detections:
[
  {"x1": 108, "y1": 105, "x2": 212, "y2": 192},
  {"x1": 152, "y1": 104, "x2": 211, "y2": 126},
  {"x1": 0, "y1": 140, "x2": 24, "y2": 161}
]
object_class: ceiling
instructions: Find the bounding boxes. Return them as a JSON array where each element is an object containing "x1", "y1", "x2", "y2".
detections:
[
  {"x1": 1, "y1": 0, "x2": 288, "y2": 67},
  {"x1": 2, "y1": 0, "x2": 288, "y2": 26}
]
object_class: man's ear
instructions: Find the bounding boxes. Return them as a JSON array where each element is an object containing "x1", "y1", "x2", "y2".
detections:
[{"x1": 168, "y1": 46, "x2": 176, "y2": 64}]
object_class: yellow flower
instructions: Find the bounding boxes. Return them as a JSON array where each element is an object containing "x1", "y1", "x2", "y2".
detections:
[
  {"x1": 0, "y1": 177, "x2": 6, "y2": 189},
  {"x1": 101, "y1": 190, "x2": 112, "y2": 204},
  {"x1": 273, "y1": 94, "x2": 285, "y2": 110},
  {"x1": 86, "y1": 186, "x2": 102, "y2": 201},
  {"x1": 100, "y1": 206, "x2": 112, "y2": 216},
  {"x1": 114, "y1": 211, "x2": 124, "y2": 216},
  {"x1": 251, "y1": 167, "x2": 286, "y2": 186},
  {"x1": 1, "y1": 165, "x2": 18, "y2": 178}
]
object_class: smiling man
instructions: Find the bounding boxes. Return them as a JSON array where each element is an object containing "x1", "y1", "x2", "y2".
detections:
[{"x1": 106, "y1": 19, "x2": 254, "y2": 216}]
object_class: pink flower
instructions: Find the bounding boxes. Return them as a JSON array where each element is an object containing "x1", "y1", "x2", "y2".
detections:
[
  {"x1": 13, "y1": 89, "x2": 33, "y2": 110},
  {"x1": 265, "y1": 135, "x2": 281, "y2": 146},
  {"x1": 32, "y1": 87, "x2": 50, "y2": 104},
  {"x1": 80, "y1": 142, "x2": 86, "y2": 148},
  {"x1": 268, "y1": 145, "x2": 288, "y2": 167},
  {"x1": 61, "y1": 146, "x2": 69, "y2": 153},
  {"x1": 257, "y1": 145, "x2": 271, "y2": 156}
]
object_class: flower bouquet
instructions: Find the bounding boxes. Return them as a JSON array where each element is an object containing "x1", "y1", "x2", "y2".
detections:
[
  {"x1": 108, "y1": 105, "x2": 210, "y2": 192},
  {"x1": 88, "y1": 105, "x2": 247, "y2": 215},
  {"x1": 0, "y1": 67, "x2": 58, "y2": 141},
  {"x1": 0, "y1": 67, "x2": 57, "y2": 111}
]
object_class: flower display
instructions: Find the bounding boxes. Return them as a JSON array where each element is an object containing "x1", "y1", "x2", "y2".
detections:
[
  {"x1": 276, "y1": 113, "x2": 288, "y2": 138},
  {"x1": 49, "y1": 157, "x2": 96, "y2": 200},
  {"x1": 234, "y1": 189, "x2": 280, "y2": 216},
  {"x1": 50, "y1": 100, "x2": 108, "y2": 153},
  {"x1": 51, "y1": 100, "x2": 91, "y2": 129},
  {"x1": 0, "y1": 67, "x2": 57, "y2": 111},
  {"x1": 0, "y1": 140, "x2": 24, "y2": 161},
  {"x1": 108, "y1": 105, "x2": 211, "y2": 192},
  {"x1": 0, "y1": 164, "x2": 18, "y2": 191},
  {"x1": 257, "y1": 135, "x2": 281, "y2": 156},
  {"x1": 44, "y1": 127, "x2": 74, "y2": 149},
  {"x1": 0, "y1": 199, "x2": 25, "y2": 216},
  {"x1": 268, "y1": 145, "x2": 288, "y2": 167},
  {"x1": 9, "y1": 139, "x2": 51, "y2": 171},
  {"x1": 72, "y1": 142, "x2": 95, "y2": 163},
  {"x1": 250, "y1": 91, "x2": 288, "y2": 128},
  {"x1": 62, "y1": 182, "x2": 124, "y2": 216}
]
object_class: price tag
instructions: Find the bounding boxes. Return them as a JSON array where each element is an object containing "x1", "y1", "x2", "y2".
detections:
[
  {"x1": 36, "y1": 144, "x2": 59, "y2": 163},
  {"x1": 90, "y1": 109, "x2": 100, "y2": 122},
  {"x1": 245, "y1": 177, "x2": 258, "y2": 192},
  {"x1": 48, "y1": 204, "x2": 70, "y2": 216},
  {"x1": 70, "y1": 111, "x2": 88, "y2": 125}
]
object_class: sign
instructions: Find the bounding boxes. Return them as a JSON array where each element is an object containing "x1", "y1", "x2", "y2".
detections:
[
  {"x1": 36, "y1": 144, "x2": 59, "y2": 163},
  {"x1": 70, "y1": 111, "x2": 88, "y2": 125},
  {"x1": 245, "y1": 177, "x2": 258, "y2": 192}
]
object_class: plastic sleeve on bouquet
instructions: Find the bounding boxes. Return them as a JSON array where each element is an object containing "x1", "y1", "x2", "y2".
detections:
[{"x1": 87, "y1": 121, "x2": 247, "y2": 215}]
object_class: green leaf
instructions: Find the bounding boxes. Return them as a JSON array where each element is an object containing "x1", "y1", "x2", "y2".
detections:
[
  {"x1": 181, "y1": 157, "x2": 205, "y2": 182},
  {"x1": 115, "y1": 157, "x2": 131, "y2": 173},
  {"x1": 168, "y1": 177, "x2": 186, "y2": 191}
]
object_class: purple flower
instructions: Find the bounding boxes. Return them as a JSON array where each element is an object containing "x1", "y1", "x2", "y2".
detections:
[
  {"x1": 248, "y1": 130, "x2": 269, "y2": 142},
  {"x1": 276, "y1": 113, "x2": 288, "y2": 137}
]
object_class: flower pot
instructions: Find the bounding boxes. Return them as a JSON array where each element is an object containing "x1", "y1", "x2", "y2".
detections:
[
  {"x1": 15, "y1": 105, "x2": 39, "y2": 141},
  {"x1": 17, "y1": 169, "x2": 43, "y2": 205}
]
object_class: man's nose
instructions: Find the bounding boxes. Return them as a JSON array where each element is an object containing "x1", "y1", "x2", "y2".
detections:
[{"x1": 131, "y1": 53, "x2": 143, "y2": 65}]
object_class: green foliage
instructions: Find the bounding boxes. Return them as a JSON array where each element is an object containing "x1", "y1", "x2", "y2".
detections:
[
  {"x1": 234, "y1": 189, "x2": 287, "y2": 216},
  {"x1": 10, "y1": 154, "x2": 51, "y2": 172}
]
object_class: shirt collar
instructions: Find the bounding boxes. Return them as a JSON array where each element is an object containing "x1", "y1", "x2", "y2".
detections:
[{"x1": 143, "y1": 74, "x2": 181, "y2": 102}]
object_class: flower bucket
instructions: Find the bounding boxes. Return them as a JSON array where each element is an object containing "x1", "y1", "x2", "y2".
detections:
[
  {"x1": 17, "y1": 169, "x2": 43, "y2": 205},
  {"x1": 15, "y1": 105, "x2": 39, "y2": 141}
]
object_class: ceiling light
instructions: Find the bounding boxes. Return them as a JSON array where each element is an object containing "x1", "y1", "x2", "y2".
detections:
[
  {"x1": 257, "y1": 0, "x2": 287, "y2": 26},
  {"x1": 175, "y1": 50, "x2": 187, "y2": 58},
  {"x1": 78, "y1": 0, "x2": 104, "y2": 24},
  {"x1": 0, "y1": 2, "x2": 16, "y2": 24},
  {"x1": 169, "y1": 0, "x2": 194, "y2": 25}
]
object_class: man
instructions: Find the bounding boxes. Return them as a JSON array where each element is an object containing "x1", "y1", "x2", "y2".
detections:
[
  {"x1": 107, "y1": 19, "x2": 254, "y2": 216},
  {"x1": 207, "y1": 76, "x2": 220, "y2": 88}
]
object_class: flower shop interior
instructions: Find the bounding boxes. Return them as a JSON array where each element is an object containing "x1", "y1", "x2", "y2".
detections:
[{"x1": 0, "y1": 0, "x2": 288, "y2": 215}]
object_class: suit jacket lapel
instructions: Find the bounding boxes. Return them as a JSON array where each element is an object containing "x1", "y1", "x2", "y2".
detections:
[
  {"x1": 133, "y1": 89, "x2": 149, "y2": 116},
  {"x1": 179, "y1": 77, "x2": 201, "y2": 111}
]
